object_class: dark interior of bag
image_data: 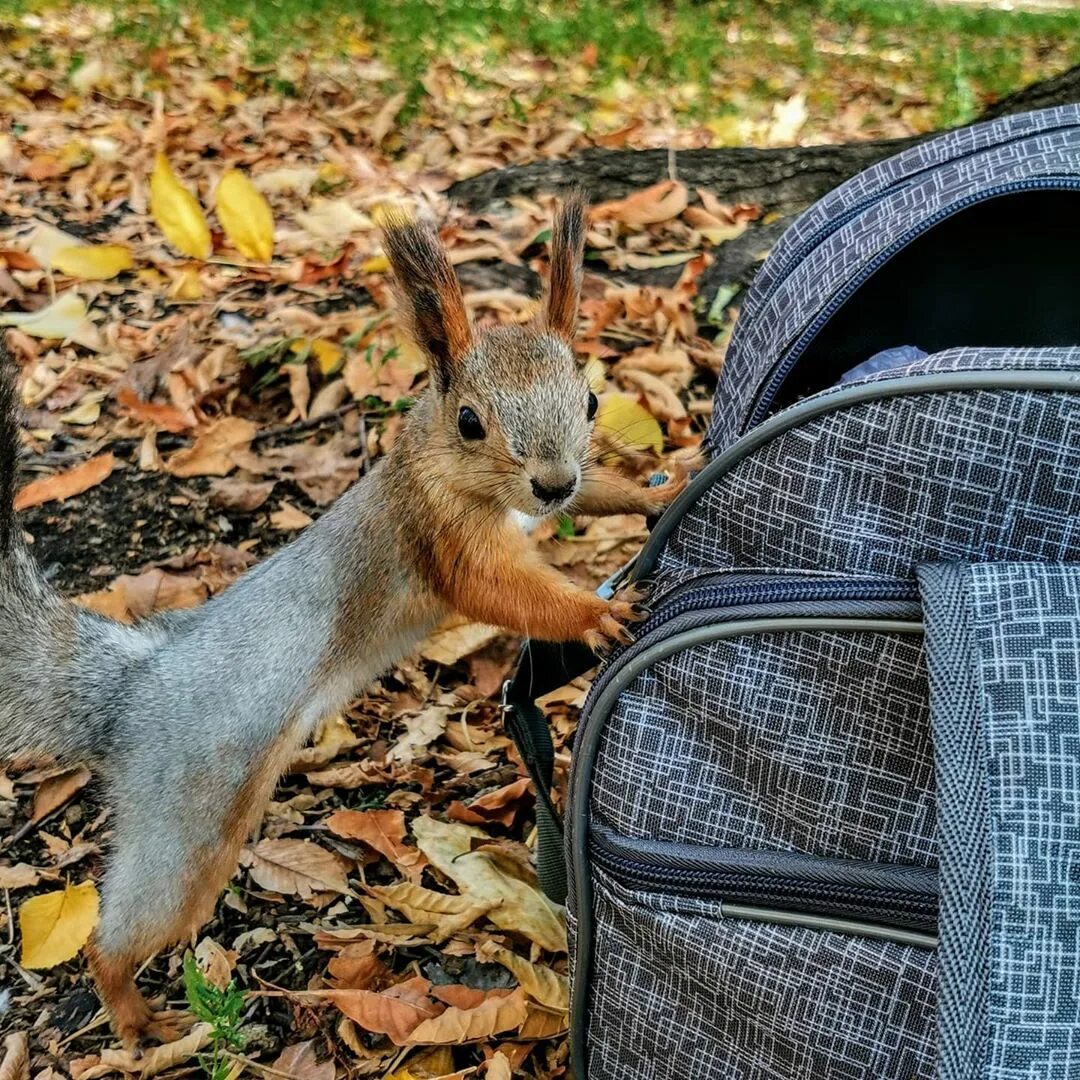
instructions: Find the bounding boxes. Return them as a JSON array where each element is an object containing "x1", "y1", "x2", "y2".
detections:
[{"x1": 772, "y1": 189, "x2": 1080, "y2": 411}]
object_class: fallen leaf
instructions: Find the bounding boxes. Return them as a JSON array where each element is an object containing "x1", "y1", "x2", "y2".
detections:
[
  {"x1": 386, "y1": 707, "x2": 448, "y2": 765},
  {"x1": 32, "y1": 765, "x2": 92, "y2": 823},
  {"x1": 116, "y1": 387, "x2": 191, "y2": 433},
  {"x1": 486, "y1": 1053, "x2": 513, "y2": 1080},
  {"x1": 13, "y1": 454, "x2": 115, "y2": 511},
  {"x1": 332, "y1": 976, "x2": 444, "y2": 1046},
  {"x1": 194, "y1": 936, "x2": 236, "y2": 990},
  {"x1": 405, "y1": 986, "x2": 528, "y2": 1044},
  {"x1": 594, "y1": 393, "x2": 663, "y2": 454},
  {"x1": 0, "y1": 292, "x2": 100, "y2": 347},
  {"x1": 0, "y1": 864, "x2": 42, "y2": 890},
  {"x1": 518, "y1": 1002, "x2": 570, "y2": 1040},
  {"x1": 270, "y1": 501, "x2": 313, "y2": 531},
  {"x1": 419, "y1": 617, "x2": 501, "y2": 666},
  {"x1": 98, "y1": 1023, "x2": 212, "y2": 1076},
  {"x1": 216, "y1": 169, "x2": 274, "y2": 261},
  {"x1": 412, "y1": 816, "x2": 566, "y2": 953},
  {"x1": 768, "y1": 91, "x2": 808, "y2": 144},
  {"x1": 367, "y1": 882, "x2": 497, "y2": 944},
  {"x1": 447, "y1": 777, "x2": 532, "y2": 828},
  {"x1": 27, "y1": 222, "x2": 84, "y2": 265},
  {"x1": 614, "y1": 369, "x2": 687, "y2": 421},
  {"x1": 327, "y1": 809, "x2": 425, "y2": 879},
  {"x1": 240, "y1": 838, "x2": 351, "y2": 898},
  {"x1": 480, "y1": 943, "x2": 569, "y2": 1009},
  {"x1": 19, "y1": 880, "x2": 100, "y2": 968},
  {"x1": 269, "y1": 1041, "x2": 335, "y2": 1080},
  {"x1": 164, "y1": 417, "x2": 257, "y2": 478},
  {"x1": 0, "y1": 1033, "x2": 29, "y2": 1080},
  {"x1": 75, "y1": 567, "x2": 208, "y2": 622},
  {"x1": 590, "y1": 180, "x2": 688, "y2": 227},
  {"x1": 209, "y1": 476, "x2": 276, "y2": 513},
  {"x1": 51, "y1": 244, "x2": 134, "y2": 280},
  {"x1": 150, "y1": 152, "x2": 211, "y2": 259}
]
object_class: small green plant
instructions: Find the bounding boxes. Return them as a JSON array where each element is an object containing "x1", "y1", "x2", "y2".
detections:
[{"x1": 183, "y1": 954, "x2": 247, "y2": 1080}]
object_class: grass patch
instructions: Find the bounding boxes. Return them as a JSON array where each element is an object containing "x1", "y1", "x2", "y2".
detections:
[{"x1": 2, "y1": 0, "x2": 1079, "y2": 130}]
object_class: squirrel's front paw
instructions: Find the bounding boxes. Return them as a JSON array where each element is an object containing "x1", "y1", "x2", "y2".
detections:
[
  {"x1": 583, "y1": 585, "x2": 650, "y2": 655},
  {"x1": 643, "y1": 471, "x2": 688, "y2": 513}
]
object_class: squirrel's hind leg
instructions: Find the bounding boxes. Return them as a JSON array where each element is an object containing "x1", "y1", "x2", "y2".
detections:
[{"x1": 89, "y1": 732, "x2": 298, "y2": 1052}]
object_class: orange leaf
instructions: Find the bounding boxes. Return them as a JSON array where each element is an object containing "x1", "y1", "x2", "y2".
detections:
[
  {"x1": 331, "y1": 976, "x2": 444, "y2": 1045},
  {"x1": 116, "y1": 387, "x2": 192, "y2": 434},
  {"x1": 327, "y1": 809, "x2": 426, "y2": 879},
  {"x1": 447, "y1": 777, "x2": 533, "y2": 828},
  {"x1": 14, "y1": 454, "x2": 115, "y2": 511},
  {"x1": 590, "y1": 180, "x2": 688, "y2": 228},
  {"x1": 405, "y1": 987, "x2": 529, "y2": 1044}
]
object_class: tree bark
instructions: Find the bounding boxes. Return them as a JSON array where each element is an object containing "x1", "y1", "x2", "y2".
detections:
[{"x1": 449, "y1": 63, "x2": 1080, "y2": 212}]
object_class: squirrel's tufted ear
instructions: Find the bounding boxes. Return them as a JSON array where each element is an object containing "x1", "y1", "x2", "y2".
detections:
[
  {"x1": 542, "y1": 191, "x2": 586, "y2": 341},
  {"x1": 382, "y1": 213, "x2": 472, "y2": 392}
]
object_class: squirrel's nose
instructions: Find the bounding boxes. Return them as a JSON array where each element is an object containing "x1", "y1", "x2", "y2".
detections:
[{"x1": 531, "y1": 476, "x2": 576, "y2": 504}]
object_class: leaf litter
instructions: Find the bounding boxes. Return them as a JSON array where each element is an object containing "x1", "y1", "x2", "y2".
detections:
[{"x1": 3, "y1": 2, "x2": 1072, "y2": 1078}]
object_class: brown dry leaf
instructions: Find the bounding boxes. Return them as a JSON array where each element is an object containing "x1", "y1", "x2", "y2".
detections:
[
  {"x1": 590, "y1": 180, "x2": 688, "y2": 227},
  {"x1": 116, "y1": 387, "x2": 191, "y2": 434},
  {"x1": 332, "y1": 976, "x2": 445, "y2": 1046},
  {"x1": 98, "y1": 1023, "x2": 212, "y2": 1076},
  {"x1": 270, "y1": 501, "x2": 313, "y2": 531},
  {"x1": 614, "y1": 368, "x2": 687, "y2": 421},
  {"x1": 194, "y1": 937, "x2": 236, "y2": 990},
  {"x1": 447, "y1": 777, "x2": 532, "y2": 828},
  {"x1": 518, "y1": 1003, "x2": 570, "y2": 1040},
  {"x1": 327, "y1": 942, "x2": 390, "y2": 990},
  {"x1": 75, "y1": 568, "x2": 208, "y2": 623},
  {"x1": 13, "y1": 453, "x2": 115, "y2": 511},
  {"x1": 288, "y1": 713, "x2": 359, "y2": 772},
  {"x1": 479, "y1": 943, "x2": 569, "y2": 1010},
  {"x1": 269, "y1": 1041, "x2": 335, "y2": 1080},
  {"x1": 419, "y1": 617, "x2": 501, "y2": 666},
  {"x1": 208, "y1": 476, "x2": 276, "y2": 512},
  {"x1": 412, "y1": 816, "x2": 566, "y2": 953},
  {"x1": 31, "y1": 765, "x2": 91, "y2": 823},
  {"x1": 240, "y1": 838, "x2": 351, "y2": 898},
  {"x1": 164, "y1": 417, "x2": 257, "y2": 478},
  {"x1": 326, "y1": 809, "x2": 426, "y2": 879},
  {"x1": 486, "y1": 1053, "x2": 513, "y2": 1080},
  {"x1": 0, "y1": 864, "x2": 42, "y2": 890},
  {"x1": 405, "y1": 986, "x2": 528, "y2": 1044},
  {"x1": 367, "y1": 882, "x2": 497, "y2": 945},
  {"x1": 386, "y1": 706, "x2": 449, "y2": 765},
  {"x1": 0, "y1": 1033, "x2": 29, "y2": 1080}
]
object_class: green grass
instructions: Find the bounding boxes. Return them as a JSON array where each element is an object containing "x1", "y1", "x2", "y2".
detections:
[{"x1": 2, "y1": 0, "x2": 1079, "y2": 130}]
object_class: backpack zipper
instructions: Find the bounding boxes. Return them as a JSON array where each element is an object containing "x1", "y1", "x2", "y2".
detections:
[
  {"x1": 745, "y1": 175, "x2": 1080, "y2": 431},
  {"x1": 590, "y1": 827, "x2": 938, "y2": 935}
]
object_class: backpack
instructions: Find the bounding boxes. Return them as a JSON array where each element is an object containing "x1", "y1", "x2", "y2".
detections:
[{"x1": 504, "y1": 102, "x2": 1080, "y2": 1079}]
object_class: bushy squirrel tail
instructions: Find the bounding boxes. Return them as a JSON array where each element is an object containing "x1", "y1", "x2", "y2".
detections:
[{"x1": 0, "y1": 338, "x2": 17, "y2": 556}]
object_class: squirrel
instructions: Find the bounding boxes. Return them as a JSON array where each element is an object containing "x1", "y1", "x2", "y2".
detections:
[{"x1": 0, "y1": 195, "x2": 686, "y2": 1051}]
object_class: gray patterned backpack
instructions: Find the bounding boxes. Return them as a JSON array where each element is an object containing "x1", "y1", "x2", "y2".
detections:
[{"x1": 504, "y1": 103, "x2": 1080, "y2": 1079}]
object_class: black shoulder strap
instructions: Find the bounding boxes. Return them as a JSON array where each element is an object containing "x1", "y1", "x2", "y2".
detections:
[{"x1": 501, "y1": 639, "x2": 596, "y2": 905}]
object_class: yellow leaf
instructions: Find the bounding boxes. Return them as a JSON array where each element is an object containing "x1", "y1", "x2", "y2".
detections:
[
  {"x1": 0, "y1": 292, "x2": 99, "y2": 347},
  {"x1": 169, "y1": 266, "x2": 204, "y2": 300},
  {"x1": 412, "y1": 816, "x2": 566, "y2": 953},
  {"x1": 594, "y1": 393, "x2": 663, "y2": 454},
  {"x1": 405, "y1": 987, "x2": 528, "y2": 1044},
  {"x1": 582, "y1": 356, "x2": 607, "y2": 394},
  {"x1": 51, "y1": 243, "x2": 134, "y2": 280},
  {"x1": 150, "y1": 151, "x2": 212, "y2": 259},
  {"x1": 481, "y1": 944, "x2": 569, "y2": 1010},
  {"x1": 19, "y1": 880, "x2": 99, "y2": 968},
  {"x1": 291, "y1": 338, "x2": 344, "y2": 377},
  {"x1": 368, "y1": 882, "x2": 497, "y2": 945},
  {"x1": 360, "y1": 254, "x2": 389, "y2": 274},
  {"x1": 216, "y1": 169, "x2": 274, "y2": 262}
]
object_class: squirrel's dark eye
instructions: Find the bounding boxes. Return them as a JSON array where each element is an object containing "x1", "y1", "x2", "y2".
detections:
[
  {"x1": 458, "y1": 406, "x2": 485, "y2": 440},
  {"x1": 586, "y1": 391, "x2": 598, "y2": 421}
]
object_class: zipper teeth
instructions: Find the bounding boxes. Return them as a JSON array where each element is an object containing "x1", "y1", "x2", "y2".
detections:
[
  {"x1": 591, "y1": 846, "x2": 937, "y2": 916},
  {"x1": 650, "y1": 577, "x2": 918, "y2": 625},
  {"x1": 745, "y1": 174, "x2": 1080, "y2": 431}
]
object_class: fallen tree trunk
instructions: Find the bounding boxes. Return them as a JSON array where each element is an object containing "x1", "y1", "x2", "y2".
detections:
[{"x1": 449, "y1": 63, "x2": 1080, "y2": 211}]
